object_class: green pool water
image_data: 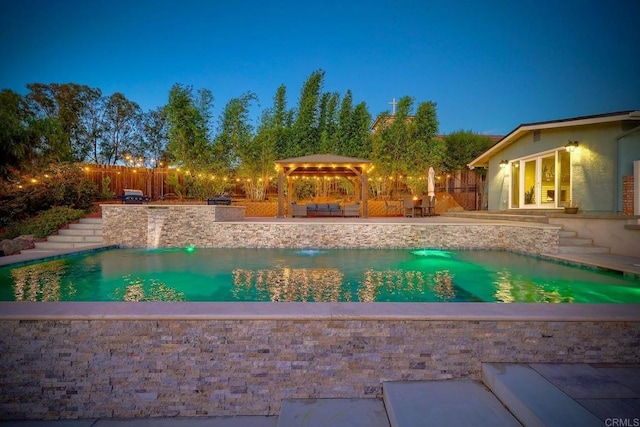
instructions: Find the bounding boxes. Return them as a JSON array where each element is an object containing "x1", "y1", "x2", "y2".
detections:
[{"x1": 0, "y1": 248, "x2": 638, "y2": 303}]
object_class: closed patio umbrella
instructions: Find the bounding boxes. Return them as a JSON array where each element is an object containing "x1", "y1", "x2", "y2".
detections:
[{"x1": 428, "y1": 167, "x2": 436, "y2": 209}]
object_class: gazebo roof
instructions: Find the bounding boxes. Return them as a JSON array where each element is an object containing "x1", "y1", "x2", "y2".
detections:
[
  {"x1": 275, "y1": 154, "x2": 372, "y2": 177},
  {"x1": 274, "y1": 154, "x2": 372, "y2": 165}
]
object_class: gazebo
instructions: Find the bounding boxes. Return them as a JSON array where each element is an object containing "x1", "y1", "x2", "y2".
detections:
[{"x1": 274, "y1": 154, "x2": 373, "y2": 218}]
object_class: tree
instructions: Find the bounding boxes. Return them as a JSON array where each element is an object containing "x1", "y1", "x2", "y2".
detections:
[
  {"x1": 443, "y1": 130, "x2": 495, "y2": 171},
  {"x1": 372, "y1": 96, "x2": 414, "y2": 178},
  {"x1": 318, "y1": 92, "x2": 340, "y2": 153},
  {"x1": 270, "y1": 85, "x2": 295, "y2": 159},
  {"x1": 239, "y1": 108, "x2": 278, "y2": 200},
  {"x1": 0, "y1": 90, "x2": 34, "y2": 177},
  {"x1": 344, "y1": 101, "x2": 372, "y2": 158},
  {"x1": 412, "y1": 100, "x2": 442, "y2": 168},
  {"x1": 100, "y1": 92, "x2": 142, "y2": 165},
  {"x1": 140, "y1": 107, "x2": 169, "y2": 168},
  {"x1": 26, "y1": 83, "x2": 102, "y2": 162},
  {"x1": 336, "y1": 89, "x2": 353, "y2": 154},
  {"x1": 292, "y1": 70, "x2": 324, "y2": 155},
  {"x1": 83, "y1": 93, "x2": 106, "y2": 164},
  {"x1": 371, "y1": 96, "x2": 440, "y2": 196},
  {"x1": 213, "y1": 92, "x2": 257, "y2": 173},
  {"x1": 165, "y1": 84, "x2": 214, "y2": 169}
]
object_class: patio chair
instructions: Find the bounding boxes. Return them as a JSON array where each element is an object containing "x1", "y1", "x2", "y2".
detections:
[
  {"x1": 384, "y1": 200, "x2": 401, "y2": 216},
  {"x1": 422, "y1": 196, "x2": 439, "y2": 216},
  {"x1": 343, "y1": 202, "x2": 360, "y2": 217},
  {"x1": 403, "y1": 197, "x2": 415, "y2": 217},
  {"x1": 291, "y1": 202, "x2": 307, "y2": 218}
]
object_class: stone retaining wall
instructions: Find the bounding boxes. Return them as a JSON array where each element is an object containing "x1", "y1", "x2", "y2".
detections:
[
  {"x1": 1, "y1": 307, "x2": 638, "y2": 419},
  {"x1": 102, "y1": 205, "x2": 559, "y2": 254}
]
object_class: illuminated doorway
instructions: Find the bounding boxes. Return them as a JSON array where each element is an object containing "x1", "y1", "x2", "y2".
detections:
[{"x1": 510, "y1": 149, "x2": 571, "y2": 209}]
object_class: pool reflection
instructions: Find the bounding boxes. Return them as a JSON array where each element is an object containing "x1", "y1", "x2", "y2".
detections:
[
  {"x1": 232, "y1": 266, "x2": 454, "y2": 302},
  {"x1": 11, "y1": 260, "x2": 69, "y2": 301}
]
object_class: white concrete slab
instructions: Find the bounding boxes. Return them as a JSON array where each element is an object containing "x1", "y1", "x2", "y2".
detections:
[
  {"x1": 482, "y1": 363, "x2": 602, "y2": 427},
  {"x1": 0, "y1": 421, "x2": 98, "y2": 427},
  {"x1": 93, "y1": 416, "x2": 278, "y2": 426},
  {"x1": 530, "y1": 363, "x2": 639, "y2": 399},
  {"x1": 575, "y1": 398, "x2": 640, "y2": 422},
  {"x1": 0, "y1": 418, "x2": 278, "y2": 427},
  {"x1": 383, "y1": 380, "x2": 520, "y2": 427},
  {"x1": 277, "y1": 398, "x2": 389, "y2": 427},
  {"x1": 596, "y1": 367, "x2": 640, "y2": 393}
]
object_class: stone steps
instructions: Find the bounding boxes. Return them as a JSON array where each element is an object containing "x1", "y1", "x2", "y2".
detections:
[
  {"x1": 58, "y1": 227, "x2": 103, "y2": 236},
  {"x1": 33, "y1": 218, "x2": 103, "y2": 250},
  {"x1": 559, "y1": 237, "x2": 594, "y2": 246},
  {"x1": 557, "y1": 245, "x2": 611, "y2": 254},
  {"x1": 277, "y1": 398, "x2": 390, "y2": 427},
  {"x1": 482, "y1": 363, "x2": 602, "y2": 426},
  {"x1": 442, "y1": 211, "x2": 550, "y2": 224},
  {"x1": 276, "y1": 363, "x2": 631, "y2": 426},
  {"x1": 556, "y1": 227, "x2": 611, "y2": 254},
  {"x1": 383, "y1": 380, "x2": 520, "y2": 426}
]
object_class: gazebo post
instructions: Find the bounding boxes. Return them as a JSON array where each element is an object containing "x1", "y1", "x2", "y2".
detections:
[
  {"x1": 277, "y1": 168, "x2": 284, "y2": 218},
  {"x1": 362, "y1": 170, "x2": 369, "y2": 218},
  {"x1": 287, "y1": 176, "x2": 293, "y2": 214}
]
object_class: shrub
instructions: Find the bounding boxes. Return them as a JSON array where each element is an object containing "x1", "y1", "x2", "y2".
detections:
[
  {"x1": 0, "y1": 163, "x2": 97, "y2": 227},
  {"x1": 100, "y1": 176, "x2": 116, "y2": 199},
  {"x1": 1, "y1": 206, "x2": 87, "y2": 239}
]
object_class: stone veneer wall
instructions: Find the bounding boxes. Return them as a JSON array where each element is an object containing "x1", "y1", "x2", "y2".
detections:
[
  {"x1": 102, "y1": 205, "x2": 559, "y2": 254},
  {"x1": 1, "y1": 314, "x2": 638, "y2": 419}
]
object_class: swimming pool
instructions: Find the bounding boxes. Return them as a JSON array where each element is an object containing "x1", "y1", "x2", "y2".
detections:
[{"x1": 0, "y1": 248, "x2": 638, "y2": 303}]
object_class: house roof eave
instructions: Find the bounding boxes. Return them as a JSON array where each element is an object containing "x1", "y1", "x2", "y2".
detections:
[{"x1": 467, "y1": 110, "x2": 640, "y2": 169}]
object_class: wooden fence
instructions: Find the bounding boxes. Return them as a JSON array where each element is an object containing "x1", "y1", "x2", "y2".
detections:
[
  {"x1": 83, "y1": 165, "x2": 265, "y2": 201},
  {"x1": 84, "y1": 164, "x2": 486, "y2": 210}
]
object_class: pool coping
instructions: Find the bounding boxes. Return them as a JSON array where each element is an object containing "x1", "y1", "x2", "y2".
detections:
[{"x1": 1, "y1": 301, "x2": 638, "y2": 322}]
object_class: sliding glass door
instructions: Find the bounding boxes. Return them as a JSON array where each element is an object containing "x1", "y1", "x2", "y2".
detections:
[{"x1": 510, "y1": 150, "x2": 571, "y2": 209}]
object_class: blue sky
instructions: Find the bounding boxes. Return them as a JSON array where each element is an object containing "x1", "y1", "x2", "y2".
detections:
[{"x1": 1, "y1": 0, "x2": 638, "y2": 135}]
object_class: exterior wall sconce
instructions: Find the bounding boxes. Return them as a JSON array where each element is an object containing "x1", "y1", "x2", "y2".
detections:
[
  {"x1": 499, "y1": 160, "x2": 508, "y2": 169},
  {"x1": 565, "y1": 140, "x2": 579, "y2": 152}
]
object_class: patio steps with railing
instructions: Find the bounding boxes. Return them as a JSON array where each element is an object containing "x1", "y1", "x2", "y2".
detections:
[{"x1": 33, "y1": 218, "x2": 104, "y2": 250}]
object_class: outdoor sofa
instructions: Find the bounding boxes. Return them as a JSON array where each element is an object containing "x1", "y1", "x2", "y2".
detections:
[
  {"x1": 291, "y1": 202, "x2": 360, "y2": 217},
  {"x1": 306, "y1": 202, "x2": 343, "y2": 217}
]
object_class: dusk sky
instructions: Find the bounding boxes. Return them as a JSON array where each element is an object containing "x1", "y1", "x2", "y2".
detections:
[{"x1": 2, "y1": 0, "x2": 638, "y2": 135}]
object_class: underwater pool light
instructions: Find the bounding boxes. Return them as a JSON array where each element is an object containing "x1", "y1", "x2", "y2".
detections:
[
  {"x1": 411, "y1": 249, "x2": 453, "y2": 258},
  {"x1": 185, "y1": 244, "x2": 196, "y2": 253},
  {"x1": 297, "y1": 249, "x2": 323, "y2": 256}
]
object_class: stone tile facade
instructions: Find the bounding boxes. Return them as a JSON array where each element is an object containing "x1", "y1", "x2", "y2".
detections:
[
  {"x1": 102, "y1": 205, "x2": 559, "y2": 254},
  {"x1": 1, "y1": 318, "x2": 637, "y2": 419},
  {"x1": 0, "y1": 206, "x2": 571, "y2": 420}
]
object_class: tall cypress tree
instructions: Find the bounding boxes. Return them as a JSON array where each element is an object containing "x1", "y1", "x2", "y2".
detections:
[
  {"x1": 292, "y1": 70, "x2": 324, "y2": 155},
  {"x1": 165, "y1": 84, "x2": 213, "y2": 169}
]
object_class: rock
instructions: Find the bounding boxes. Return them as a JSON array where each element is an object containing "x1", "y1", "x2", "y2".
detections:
[{"x1": 0, "y1": 235, "x2": 36, "y2": 256}]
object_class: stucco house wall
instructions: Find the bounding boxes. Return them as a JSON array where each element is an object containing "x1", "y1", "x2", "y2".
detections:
[{"x1": 481, "y1": 112, "x2": 640, "y2": 213}]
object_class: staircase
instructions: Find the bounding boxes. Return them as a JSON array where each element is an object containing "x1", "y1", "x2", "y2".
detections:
[
  {"x1": 275, "y1": 363, "x2": 619, "y2": 426},
  {"x1": 558, "y1": 229, "x2": 610, "y2": 254},
  {"x1": 442, "y1": 211, "x2": 614, "y2": 255},
  {"x1": 33, "y1": 217, "x2": 103, "y2": 250}
]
